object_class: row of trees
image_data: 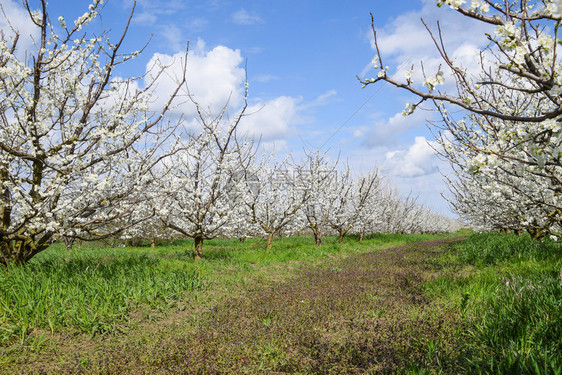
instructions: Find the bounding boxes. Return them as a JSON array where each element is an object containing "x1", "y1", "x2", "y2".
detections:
[
  {"x1": 361, "y1": 0, "x2": 562, "y2": 239},
  {"x1": 0, "y1": 0, "x2": 458, "y2": 264},
  {"x1": 121, "y1": 107, "x2": 458, "y2": 258}
]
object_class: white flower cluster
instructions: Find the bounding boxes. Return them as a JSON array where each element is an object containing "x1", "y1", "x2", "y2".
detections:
[
  {"x1": 437, "y1": 0, "x2": 466, "y2": 10},
  {"x1": 388, "y1": 0, "x2": 562, "y2": 238},
  {"x1": 401, "y1": 102, "x2": 415, "y2": 116},
  {"x1": 423, "y1": 71, "x2": 445, "y2": 92},
  {"x1": 546, "y1": 0, "x2": 562, "y2": 17},
  {"x1": 469, "y1": 0, "x2": 489, "y2": 13}
]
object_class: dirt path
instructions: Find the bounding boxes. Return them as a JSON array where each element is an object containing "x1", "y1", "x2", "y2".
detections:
[{"x1": 31, "y1": 237, "x2": 467, "y2": 374}]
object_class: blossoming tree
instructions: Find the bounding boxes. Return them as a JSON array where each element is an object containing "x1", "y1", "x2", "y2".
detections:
[
  {"x1": 298, "y1": 150, "x2": 338, "y2": 246},
  {"x1": 155, "y1": 100, "x2": 256, "y2": 259},
  {"x1": 327, "y1": 166, "x2": 381, "y2": 243},
  {"x1": 118, "y1": 192, "x2": 177, "y2": 248},
  {"x1": 0, "y1": 0, "x2": 186, "y2": 264},
  {"x1": 240, "y1": 157, "x2": 309, "y2": 250},
  {"x1": 360, "y1": 0, "x2": 562, "y2": 236}
]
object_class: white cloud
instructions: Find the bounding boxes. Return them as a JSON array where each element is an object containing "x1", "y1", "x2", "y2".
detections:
[
  {"x1": 245, "y1": 46, "x2": 264, "y2": 54},
  {"x1": 261, "y1": 139, "x2": 288, "y2": 154},
  {"x1": 143, "y1": 42, "x2": 308, "y2": 143},
  {"x1": 237, "y1": 90, "x2": 336, "y2": 141},
  {"x1": 232, "y1": 9, "x2": 264, "y2": 25},
  {"x1": 306, "y1": 89, "x2": 338, "y2": 108},
  {"x1": 185, "y1": 18, "x2": 209, "y2": 32},
  {"x1": 363, "y1": 0, "x2": 494, "y2": 89},
  {"x1": 125, "y1": 0, "x2": 186, "y2": 15},
  {"x1": 391, "y1": 172, "x2": 453, "y2": 216},
  {"x1": 383, "y1": 136, "x2": 440, "y2": 178},
  {"x1": 360, "y1": 109, "x2": 430, "y2": 147},
  {"x1": 133, "y1": 11, "x2": 158, "y2": 25},
  {"x1": 131, "y1": 2, "x2": 206, "y2": 34},
  {"x1": 146, "y1": 42, "x2": 246, "y2": 116},
  {"x1": 343, "y1": 139, "x2": 453, "y2": 216},
  {"x1": 376, "y1": 1, "x2": 492, "y2": 59},
  {"x1": 253, "y1": 74, "x2": 278, "y2": 83},
  {"x1": 239, "y1": 96, "x2": 301, "y2": 140},
  {"x1": 160, "y1": 24, "x2": 186, "y2": 52}
]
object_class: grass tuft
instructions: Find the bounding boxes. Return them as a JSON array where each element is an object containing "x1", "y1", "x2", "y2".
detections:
[
  {"x1": 425, "y1": 232, "x2": 562, "y2": 374},
  {"x1": 0, "y1": 251, "x2": 203, "y2": 344}
]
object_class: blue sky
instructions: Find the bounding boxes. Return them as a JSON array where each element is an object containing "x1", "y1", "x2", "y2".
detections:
[{"x1": 2, "y1": 0, "x2": 493, "y2": 216}]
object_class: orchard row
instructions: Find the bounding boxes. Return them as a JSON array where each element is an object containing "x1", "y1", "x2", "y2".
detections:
[
  {"x1": 119, "y1": 115, "x2": 459, "y2": 258},
  {"x1": 0, "y1": 1, "x2": 457, "y2": 264}
]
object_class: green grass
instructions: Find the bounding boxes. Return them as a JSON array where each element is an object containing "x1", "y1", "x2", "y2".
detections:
[
  {"x1": 0, "y1": 248, "x2": 203, "y2": 344},
  {"x1": 8, "y1": 230, "x2": 558, "y2": 373},
  {"x1": 0, "y1": 232, "x2": 443, "y2": 348},
  {"x1": 424, "y1": 232, "x2": 562, "y2": 374},
  {"x1": 20, "y1": 235, "x2": 464, "y2": 374},
  {"x1": 453, "y1": 231, "x2": 562, "y2": 266}
]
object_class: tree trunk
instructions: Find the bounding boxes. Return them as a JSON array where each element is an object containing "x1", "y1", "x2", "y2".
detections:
[
  {"x1": 194, "y1": 236, "x2": 204, "y2": 260},
  {"x1": 313, "y1": 231, "x2": 322, "y2": 246},
  {"x1": 64, "y1": 237, "x2": 74, "y2": 251},
  {"x1": 359, "y1": 232, "x2": 364, "y2": 242},
  {"x1": 337, "y1": 231, "x2": 345, "y2": 244},
  {"x1": 151, "y1": 238, "x2": 156, "y2": 249},
  {"x1": 527, "y1": 227, "x2": 547, "y2": 241},
  {"x1": 266, "y1": 233, "x2": 274, "y2": 250},
  {"x1": 0, "y1": 237, "x2": 49, "y2": 265},
  {"x1": 127, "y1": 239, "x2": 142, "y2": 247},
  {"x1": 310, "y1": 223, "x2": 322, "y2": 246}
]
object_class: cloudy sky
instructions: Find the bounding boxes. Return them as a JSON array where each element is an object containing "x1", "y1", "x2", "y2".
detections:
[{"x1": 1, "y1": 0, "x2": 494, "y2": 216}]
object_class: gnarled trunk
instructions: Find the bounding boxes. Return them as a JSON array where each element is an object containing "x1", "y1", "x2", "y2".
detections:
[
  {"x1": 0, "y1": 236, "x2": 50, "y2": 265},
  {"x1": 337, "y1": 231, "x2": 345, "y2": 244},
  {"x1": 527, "y1": 227, "x2": 548, "y2": 241},
  {"x1": 310, "y1": 223, "x2": 322, "y2": 246},
  {"x1": 63, "y1": 237, "x2": 74, "y2": 251}
]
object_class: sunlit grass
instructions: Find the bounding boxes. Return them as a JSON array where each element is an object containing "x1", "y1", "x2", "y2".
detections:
[
  {"x1": 45, "y1": 235, "x2": 464, "y2": 374},
  {"x1": 424, "y1": 232, "x2": 562, "y2": 374},
  {"x1": 1, "y1": 232, "x2": 447, "y2": 347},
  {"x1": 9, "y1": 231, "x2": 532, "y2": 373},
  {"x1": 0, "y1": 249, "x2": 203, "y2": 344}
]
